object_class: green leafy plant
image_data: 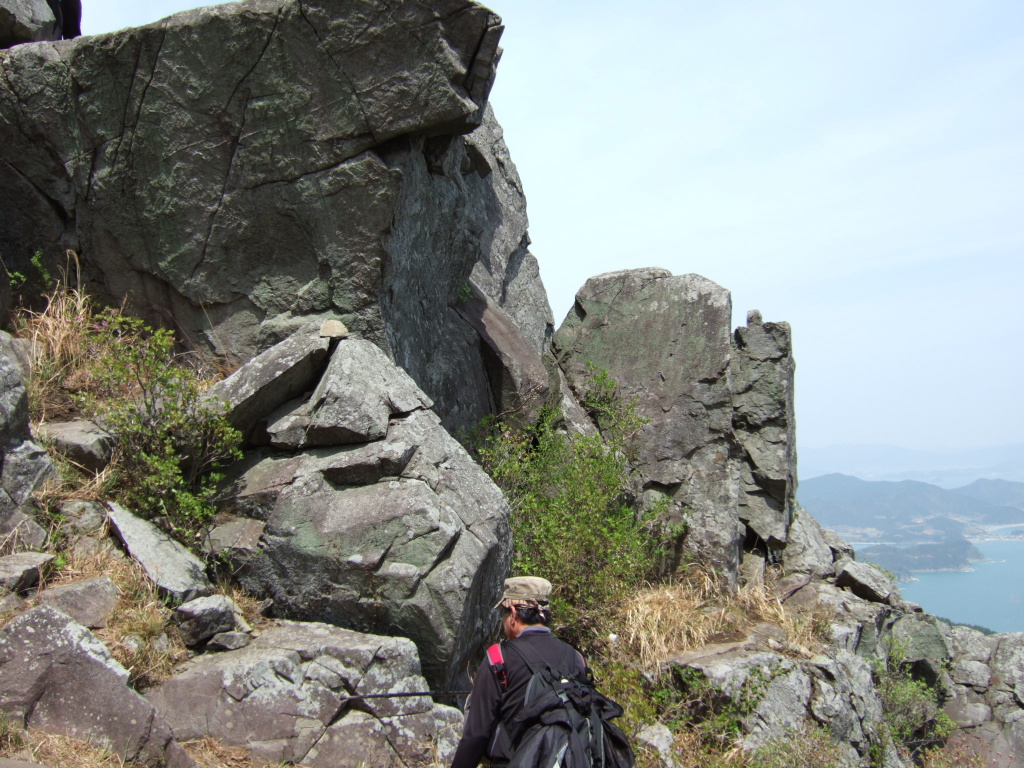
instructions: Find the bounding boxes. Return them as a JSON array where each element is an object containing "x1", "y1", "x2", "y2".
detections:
[
  {"x1": 475, "y1": 367, "x2": 657, "y2": 648},
  {"x1": 873, "y1": 638, "x2": 957, "y2": 762},
  {"x1": 78, "y1": 313, "x2": 241, "y2": 544}
]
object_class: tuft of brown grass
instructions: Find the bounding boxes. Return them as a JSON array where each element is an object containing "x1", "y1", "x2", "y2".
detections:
[
  {"x1": 0, "y1": 729, "x2": 148, "y2": 768},
  {"x1": 182, "y1": 737, "x2": 280, "y2": 768},
  {"x1": 36, "y1": 546, "x2": 187, "y2": 689},
  {"x1": 612, "y1": 565, "x2": 831, "y2": 670}
]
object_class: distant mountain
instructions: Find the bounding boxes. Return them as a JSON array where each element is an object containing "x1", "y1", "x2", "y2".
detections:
[
  {"x1": 952, "y1": 479, "x2": 1024, "y2": 509},
  {"x1": 799, "y1": 443, "x2": 1024, "y2": 488},
  {"x1": 798, "y1": 473, "x2": 1024, "y2": 542}
]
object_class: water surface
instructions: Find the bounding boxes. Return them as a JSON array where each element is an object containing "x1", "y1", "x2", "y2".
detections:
[{"x1": 899, "y1": 540, "x2": 1024, "y2": 633}]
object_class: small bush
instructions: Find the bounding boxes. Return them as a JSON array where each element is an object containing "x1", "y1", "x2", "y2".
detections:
[
  {"x1": 76, "y1": 313, "x2": 241, "y2": 541},
  {"x1": 475, "y1": 367, "x2": 658, "y2": 648},
  {"x1": 873, "y1": 638, "x2": 956, "y2": 760}
]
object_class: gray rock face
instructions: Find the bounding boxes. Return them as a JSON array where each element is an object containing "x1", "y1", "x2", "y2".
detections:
[
  {"x1": 146, "y1": 621, "x2": 462, "y2": 767},
  {"x1": 943, "y1": 631, "x2": 1024, "y2": 768},
  {"x1": 0, "y1": 1, "x2": 551, "y2": 439},
  {"x1": 0, "y1": 607, "x2": 195, "y2": 767},
  {"x1": 453, "y1": 283, "x2": 549, "y2": 425},
  {"x1": 552, "y1": 270, "x2": 801, "y2": 580},
  {"x1": 227, "y1": 406, "x2": 510, "y2": 689},
  {"x1": 106, "y1": 502, "x2": 213, "y2": 603},
  {"x1": 203, "y1": 515, "x2": 264, "y2": 560},
  {"x1": 38, "y1": 576, "x2": 117, "y2": 628},
  {"x1": 302, "y1": 338, "x2": 433, "y2": 446},
  {"x1": 672, "y1": 644, "x2": 898, "y2": 766},
  {"x1": 783, "y1": 507, "x2": 837, "y2": 577},
  {"x1": 35, "y1": 419, "x2": 112, "y2": 472},
  {"x1": 0, "y1": 332, "x2": 29, "y2": 448},
  {"x1": 0, "y1": 508, "x2": 46, "y2": 551},
  {"x1": 731, "y1": 311, "x2": 797, "y2": 550},
  {"x1": 205, "y1": 325, "x2": 331, "y2": 439},
  {"x1": 553, "y1": 269, "x2": 739, "y2": 575},
  {"x1": 0, "y1": 0, "x2": 57, "y2": 48},
  {"x1": 207, "y1": 326, "x2": 511, "y2": 690},
  {"x1": 0, "y1": 551, "x2": 52, "y2": 592},
  {"x1": 835, "y1": 561, "x2": 896, "y2": 604},
  {"x1": 173, "y1": 595, "x2": 239, "y2": 647}
]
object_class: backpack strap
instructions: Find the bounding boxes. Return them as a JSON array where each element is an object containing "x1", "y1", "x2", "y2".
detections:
[{"x1": 486, "y1": 642, "x2": 509, "y2": 691}]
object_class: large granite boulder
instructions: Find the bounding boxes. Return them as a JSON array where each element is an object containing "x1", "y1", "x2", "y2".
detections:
[
  {"x1": 0, "y1": 0, "x2": 58, "y2": 48},
  {"x1": 146, "y1": 621, "x2": 462, "y2": 767},
  {"x1": 551, "y1": 270, "x2": 802, "y2": 582},
  {"x1": 0, "y1": 0, "x2": 551, "y2": 437},
  {"x1": 0, "y1": 606, "x2": 196, "y2": 767},
  {"x1": 553, "y1": 269, "x2": 740, "y2": 574},
  {"x1": 215, "y1": 333, "x2": 511, "y2": 690}
]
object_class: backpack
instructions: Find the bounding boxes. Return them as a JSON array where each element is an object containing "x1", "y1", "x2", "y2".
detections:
[{"x1": 486, "y1": 641, "x2": 635, "y2": 768}]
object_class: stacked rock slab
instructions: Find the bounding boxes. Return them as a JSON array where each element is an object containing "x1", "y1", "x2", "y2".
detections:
[
  {"x1": 552, "y1": 268, "x2": 799, "y2": 581},
  {"x1": 145, "y1": 621, "x2": 463, "y2": 767},
  {"x1": 209, "y1": 326, "x2": 512, "y2": 691},
  {"x1": 0, "y1": 0, "x2": 551, "y2": 438}
]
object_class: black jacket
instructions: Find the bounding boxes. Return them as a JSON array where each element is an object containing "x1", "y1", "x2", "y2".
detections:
[{"x1": 451, "y1": 627, "x2": 586, "y2": 768}]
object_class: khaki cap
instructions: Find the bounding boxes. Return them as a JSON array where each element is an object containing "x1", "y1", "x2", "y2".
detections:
[{"x1": 495, "y1": 576, "x2": 552, "y2": 609}]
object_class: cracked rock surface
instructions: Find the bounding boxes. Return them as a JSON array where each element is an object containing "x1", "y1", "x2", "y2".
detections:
[
  {"x1": 0, "y1": 607, "x2": 196, "y2": 767},
  {"x1": 0, "y1": 0, "x2": 550, "y2": 438},
  {"x1": 146, "y1": 621, "x2": 462, "y2": 768},
  {"x1": 216, "y1": 332, "x2": 511, "y2": 691}
]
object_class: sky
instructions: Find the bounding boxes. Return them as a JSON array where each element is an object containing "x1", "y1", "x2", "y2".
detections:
[{"x1": 78, "y1": 1, "x2": 1024, "y2": 453}]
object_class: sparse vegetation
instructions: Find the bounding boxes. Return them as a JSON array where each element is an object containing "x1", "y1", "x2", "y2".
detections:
[
  {"x1": 873, "y1": 638, "x2": 957, "y2": 763},
  {"x1": 17, "y1": 272, "x2": 241, "y2": 547},
  {"x1": 36, "y1": 546, "x2": 188, "y2": 689},
  {"x1": 474, "y1": 366, "x2": 659, "y2": 649},
  {"x1": 476, "y1": 369, "x2": 843, "y2": 767}
]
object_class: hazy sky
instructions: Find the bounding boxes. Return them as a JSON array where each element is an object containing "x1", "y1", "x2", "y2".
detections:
[{"x1": 79, "y1": 1, "x2": 1024, "y2": 452}]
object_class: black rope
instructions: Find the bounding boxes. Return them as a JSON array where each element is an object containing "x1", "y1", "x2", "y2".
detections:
[{"x1": 345, "y1": 690, "x2": 472, "y2": 700}]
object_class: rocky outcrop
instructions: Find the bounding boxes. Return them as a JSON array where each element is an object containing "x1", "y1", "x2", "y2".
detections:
[
  {"x1": 0, "y1": 0, "x2": 58, "y2": 48},
  {"x1": 0, "y1": 607, "x2": 196, "y2": 767},
  {"x1": 1, "y1": 333, "x2": 57, "y2": 548},
  {"x1": 731, "y1": 310, "x2": 797, "y2": 553},
  {"x1": 214, "y1": 328, "x2": 511, "y2": 690},
  {"x1": 0, "y1": 0, "x2": 550, "y2": 437},
  {"x1": 552, "y1": 269, "x2": 799, "y2": 581},
  {"x1": 667, "y1": 643, "x2": 901, "y2": 767},
  {"x1": 943, "y1": 629, "x2": 1024, "y2": 768},
  {"x1": 146, "y1": 621, "x2": 462, "y2": 768}
]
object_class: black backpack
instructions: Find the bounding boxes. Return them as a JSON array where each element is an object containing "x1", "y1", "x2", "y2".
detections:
[{"x1": 486, "y1": 641, "x2": 635, "y2": 768}]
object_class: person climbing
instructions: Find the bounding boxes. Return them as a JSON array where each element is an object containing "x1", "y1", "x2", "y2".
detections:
[{"x1": 450, "y1": 576, "x2": 633, "y2": 768}]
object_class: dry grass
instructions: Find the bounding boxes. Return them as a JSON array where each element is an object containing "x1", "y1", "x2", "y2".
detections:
[
  {"x1": 182, "y1": 737, "x2": 280, "y2": 768},
  {"x1": 0, "y1": 729, "x2": 148, "y2": 768},
  {"x1": 36, "y1": 546, "x2": 188, "y2": 689},
  {"x1": 612, "y1": 565, "x2": 831, "y2": 670},
  {"x1": 0, "y1": 729, "x2": 278, "y2": 768}
]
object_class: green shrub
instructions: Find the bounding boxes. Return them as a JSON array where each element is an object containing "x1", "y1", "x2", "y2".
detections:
[
  {"x1": 475, "y1": 367, "x2": 658, "y2": 648},
  {"x1": 78, "y1": 313, "x2": 241, "y2": 544},
  {"x1": 873, "y1": 638, "x2": 956, "y2": 761}
]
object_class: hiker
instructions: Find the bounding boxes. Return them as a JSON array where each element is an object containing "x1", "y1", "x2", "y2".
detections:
[{"x1": 451, "y1": 576, "x2": 586, "y2": 768}]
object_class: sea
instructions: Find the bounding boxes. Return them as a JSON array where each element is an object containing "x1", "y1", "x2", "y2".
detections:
[{"x1": 897, "y1": 538, "x2": 1024, "y2": 634}]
